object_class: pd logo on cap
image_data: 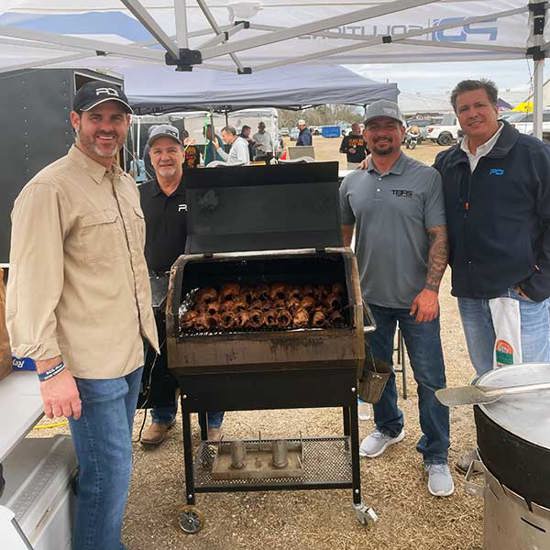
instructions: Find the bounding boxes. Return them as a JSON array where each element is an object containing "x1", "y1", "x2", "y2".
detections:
[{"x1": 96, "y1": 87, "x2": 120, "y2": 97}]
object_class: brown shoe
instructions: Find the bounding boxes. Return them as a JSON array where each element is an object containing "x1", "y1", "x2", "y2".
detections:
[
  {"x1": 207, "y1": 427, "x2": 223, "y2": 442},
  {"x1": 141, "y1": 421, "x2": 175, "y2": 447}
]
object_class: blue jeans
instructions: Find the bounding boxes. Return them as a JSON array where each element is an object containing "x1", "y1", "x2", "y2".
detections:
[
  {"x1": 458, "y1": 289, "x2": 550, "y2": 377},
  {"x1": 68, "y1": 367, "x2": 143, "y2": 550},
  {"x1": 368, "y1": 304, "x2": 449, "y2": 465},
  {"x1": 152, "y1": 404, "x2": 225, "y2": 429}
]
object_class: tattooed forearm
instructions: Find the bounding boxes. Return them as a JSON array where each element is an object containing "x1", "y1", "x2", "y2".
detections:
[{"x1": 425, "y1": 225, "x2": 449, "y2": 292}]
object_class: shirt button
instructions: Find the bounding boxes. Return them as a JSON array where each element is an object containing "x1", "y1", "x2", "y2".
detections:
[
  {"x1": 377, "y1": 188, "x2": 380, "y2": 192},
  {"x1": 378, "y1": 177, "x2": 382, "y2": 181}
]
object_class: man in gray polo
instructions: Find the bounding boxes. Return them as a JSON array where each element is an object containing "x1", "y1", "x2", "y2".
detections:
[{"x1": 339, "y1": 100, "x2": 453, "y2": 496}]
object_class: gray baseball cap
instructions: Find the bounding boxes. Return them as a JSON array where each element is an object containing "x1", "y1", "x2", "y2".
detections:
[
  {"x1": 364, "y1": 100, "x2": 404, "y2": 126},
  {"x1": 147, "y1": 124, "x2": 182, "y2": 146}
]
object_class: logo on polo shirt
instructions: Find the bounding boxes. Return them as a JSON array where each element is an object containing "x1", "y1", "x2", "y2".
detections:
[
  {"x1": 392, "y1": 189, "x2": 413, "y2": 198},
  {"x1": 178, "y1": 204, "x2": 188, "y2": 212},
  {"x1": 489, "y1": 168, "x2": 504, "y2": 176}
]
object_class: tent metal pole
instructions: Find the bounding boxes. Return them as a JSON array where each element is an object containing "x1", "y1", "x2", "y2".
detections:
[
  {"x1": 529, "y1": 0, "x2": 546, "y2": 140},
  {"x1": 120, "y1": 0, "x2": 179, "y2": 58},
  {"x1": 533, "y1": 59, "x2": 544, "y2": 139},
  {"x1": 174, "y1": 0, "x2": 189, "y2": 49}
]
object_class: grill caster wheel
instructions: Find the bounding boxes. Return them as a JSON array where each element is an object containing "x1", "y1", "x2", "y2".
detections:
[
  {"x1": 353, "y1": 502, "x2": 378, "y2": 528},
  {"x1": 178, "y1": 505, "x2": 204, "y2": 534}
]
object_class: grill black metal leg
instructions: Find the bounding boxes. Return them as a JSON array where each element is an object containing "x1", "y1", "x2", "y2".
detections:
[
  {"x1": 199, "y1": 412, "x2": 208, "y2": 441},
  {"x1": 343, "y1": 406, "x2": 351, "y2": 437},
  {"x1": 181, "y1": 394, "x2": 196, "y2": 506},
  {"x1": 349, "y1": 395, "x2": 362, "y2": 506}
]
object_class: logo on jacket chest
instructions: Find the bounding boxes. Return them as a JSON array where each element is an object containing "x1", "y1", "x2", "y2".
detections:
[{"x1": 489, "y1": 168, "x2": 504, "y2": 176}]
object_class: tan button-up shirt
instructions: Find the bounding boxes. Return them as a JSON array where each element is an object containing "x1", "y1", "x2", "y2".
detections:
[{"x1": 6, "y1": 145, "x2": 159, "y2": 379}]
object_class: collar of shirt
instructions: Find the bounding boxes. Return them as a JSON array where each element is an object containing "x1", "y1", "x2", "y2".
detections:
[
  {"x1": 151, "y1": 176, "x2": 185, "y2": 197},
  {"x1": 67, "y1": 144, "x2": 122, "y2": 184},
  {"x1": 366, "y1": 152, "x2": 405, "y2": 176},
  {"x1": 460, "y1": 122, "x2": 504, "y2": 170}
]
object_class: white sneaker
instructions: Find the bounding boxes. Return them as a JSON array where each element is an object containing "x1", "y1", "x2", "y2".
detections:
[
  {"x1": 425, "y1": 463, "x2": 455, "y2": 497},
  {"x1": 357, "y1": 398, "x2": 372, "y2": 421},
  {"x1": 359, "y1": 429, "x2": 405, "y2": 458}
]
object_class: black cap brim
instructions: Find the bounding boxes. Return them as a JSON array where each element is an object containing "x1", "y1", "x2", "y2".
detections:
[{"x1": 79, "y1": 97, "x2": 133, "y2": 114}]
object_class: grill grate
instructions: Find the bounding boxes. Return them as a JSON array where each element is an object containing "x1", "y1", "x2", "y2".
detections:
[
  {"x1": 178, "y1": 325, "x2": 350, "y2": 338},
  {"x1": 193, "y1": 437, "x2": 353, "y2": 489}
]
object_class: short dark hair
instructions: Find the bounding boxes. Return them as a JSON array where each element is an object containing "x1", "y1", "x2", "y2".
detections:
[
  {"x1": 450, "y1": 79, "x2": 498, "y2": 112},
  {"x1": 221, "y1": 125, "x2": 236, "y2": 136}
]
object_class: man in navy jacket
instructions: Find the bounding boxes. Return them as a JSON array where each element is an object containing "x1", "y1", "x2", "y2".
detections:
[{"x1": 434, "y1": 79, "x2": 550, "y2": 471}]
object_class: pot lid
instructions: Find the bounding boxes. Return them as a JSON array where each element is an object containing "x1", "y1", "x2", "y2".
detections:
[{"x1": 477, "y1": 363, "x2": 550, "y2": 449}]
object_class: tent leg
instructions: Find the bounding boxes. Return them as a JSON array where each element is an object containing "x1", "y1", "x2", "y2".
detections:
[{"x1": 533, "y1": 58, "x2": 544, "y2": 140}]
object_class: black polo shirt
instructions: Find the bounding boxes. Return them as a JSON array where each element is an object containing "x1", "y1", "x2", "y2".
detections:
[{"x1": 139, "y1": 177, "x2": 188, "y2": 273}]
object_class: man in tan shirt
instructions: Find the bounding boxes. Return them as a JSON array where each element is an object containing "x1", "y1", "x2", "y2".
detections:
[{"x1": 6, "y1": 81, "x2": 158, "y2": 550}]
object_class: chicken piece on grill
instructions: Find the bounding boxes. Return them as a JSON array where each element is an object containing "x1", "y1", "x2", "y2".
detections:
[
  {"x1": 232, "y1": 298, "x2": 248, "y2": 311},
  {"x1": 220, "y1": 311, "x2": 237, "y2": 330},
  {"x1": 240, "y1": 286, "x2": 254, "y2": 304},
  {"x1": 180, "y1": 310, "x2": 199, "y2": 330},
  {"x1": 276, "y1": 309, "x2": 293, "y2": 328},
  {"x1": 206, "y1": 313, "x2": 222, "y2": 330},
  {"x1": 250, "y1": 283, "x2": 270, "y2": 301},
  {"x1": 324, "y1": 293, "x2": 343, "y2": 311},
  {"x1": 293, "y1": 308, "x2": 310, "y2": 328},
  {"x1": 301, "y1": 284, "x2": 314, "y2": 297},
  {"x1": 313, "y1": 285, "x2": 330, "y2": 301},
  {"x1": 331, "y1": 282, "x2": 345, "y2": 295},
  {"x1": 264, "y1": 309, "x2": 278, "y2": 328},
  {"x1": 193, "y1": 313, "x2": 211, "y2": 331},
  {"x1": 196, "y1": 287, "x2": 218, "y2": 304},
  {"x1": 328, "y1": 310, "x2": 345, "y2": 327},
  {"x1": 235, "y1": 311, "x2": 250, "y2": 328},
  {"x1": 288, "y1": 286, "x2": 302, "y2": 299},
  {"x1": 220, "y1": 282, "x2": 240, "y2": 302},
  {"x1": 300, "y1": 296, "x2": 316, "y2": 312},
  {"x1": 272, "y1": 298, "x2": 287, "y2": 310},
  {"x1": 246, "y1": 309, "x2": 265, "y2": 329},
  {"x1": 311, "y1": 309, "x2": 327, "y2": 328},
  {"x1": 287, "y1": 297, "x2": 302, "y2": 314},
  {"x1": 269, "y1": 282, "x2": 288, "y2": 301},
  {"x1": 204, "y1": 300, "x2": 221, "y2": 315}
]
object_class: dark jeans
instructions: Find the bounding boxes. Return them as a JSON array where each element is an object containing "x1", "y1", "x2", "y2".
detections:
[{"x1": 368, "y1": 304, "x2": 450, "y2": 465}]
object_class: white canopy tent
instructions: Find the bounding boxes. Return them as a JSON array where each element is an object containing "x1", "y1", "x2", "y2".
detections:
[{"x1": 0, "y1": 1, "x2": 547, "y2": 134}]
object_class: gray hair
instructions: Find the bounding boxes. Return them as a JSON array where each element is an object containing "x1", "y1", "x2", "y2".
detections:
[
  {"x1": 450, "y1": 79, "x2": 498, "y2": 112},
  {"x1": 221, "y1": 125, "x2": 237, "y2": 136}
]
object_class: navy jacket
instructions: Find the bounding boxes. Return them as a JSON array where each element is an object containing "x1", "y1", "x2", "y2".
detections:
[{"x1": 434, "y1": 121, "x2": 550, "y2": 302}]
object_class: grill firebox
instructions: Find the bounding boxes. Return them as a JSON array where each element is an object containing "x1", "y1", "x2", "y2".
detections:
[{"x1": 166, "y1": 248, "x2": 369, "y2": 376}]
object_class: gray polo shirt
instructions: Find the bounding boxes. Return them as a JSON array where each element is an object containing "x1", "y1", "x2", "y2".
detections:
[{"x1": 339, "y1": 153, "x2": 446, "y2": 309}]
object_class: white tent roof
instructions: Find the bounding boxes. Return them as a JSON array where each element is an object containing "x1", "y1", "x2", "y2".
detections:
[{"x1": 0, "y1": 1, "x2": 541, "y2": 75}]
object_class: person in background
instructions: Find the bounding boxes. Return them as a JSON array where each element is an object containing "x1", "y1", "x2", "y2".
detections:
[
  {"x1": 180, "y1": 129, "x2": 200, "y2": 169},
  {"x1": 339, "y1": 122, "x2": 368, "y2": 169},
  {"x1": 240, "y1": 124, "x2": 256, "y2": 159},
  {"x1": 433, "y1": 78, "x2": 550, "y2": 473},
  {"x1": 296, "y1": 119, "x2": 313, "y2": 146},
  {"x1": 340, "y1": 99, "x2": 453, "y2": 498},
  {"x1": 213, "y1": 125, "x2": 250, "y2": 164},
  {"x1": 6, "y1": 81, "x2": 159, "y2": 550},
  {"x1": 139, "y1": 124, "x2": 225, "y2": 445},
  {"x1": 203, "y1": 124, "x2": 224, "y2": 166},
  {"x1": 253, "y1": 121, "x2": 274, "y2": 163}
]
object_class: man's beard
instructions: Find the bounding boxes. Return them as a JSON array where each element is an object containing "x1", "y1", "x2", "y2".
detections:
[
  {"x1": 372, "y1": 144, "x2": 395, "y2": 156},
  {"x1": 76, "y1": 129, "x2": 119, "y2": 158}
]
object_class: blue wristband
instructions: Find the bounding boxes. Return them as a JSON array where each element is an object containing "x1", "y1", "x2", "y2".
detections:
[{"x1": 38, "y1": 362, "x2": 65, "y2": 382}]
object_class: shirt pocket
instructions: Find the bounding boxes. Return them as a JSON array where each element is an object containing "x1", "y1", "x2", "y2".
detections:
[
  {"x1": 132, "y1": 206, "x2": 146, "y2": 247},
  {"x1": 79, "y1": 209, "x2": 124, "y2": 263}
]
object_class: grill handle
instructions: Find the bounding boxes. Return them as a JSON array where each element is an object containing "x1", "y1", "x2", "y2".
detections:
[{"x1": 362, "y1": 301, "x2": 377, "y2": 334}]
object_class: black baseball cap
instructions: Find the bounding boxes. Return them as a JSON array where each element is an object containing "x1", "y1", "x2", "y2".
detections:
[{"x1": 73, "y1": 81, "x2": 133, "y2": 114}]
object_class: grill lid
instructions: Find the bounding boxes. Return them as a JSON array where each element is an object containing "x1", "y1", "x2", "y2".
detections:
[{"x1": 184, "y1": 162, "x2": 342, "y2": 254}]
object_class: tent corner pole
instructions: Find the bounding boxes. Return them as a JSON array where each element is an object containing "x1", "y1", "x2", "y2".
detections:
[{"x1": 533, "y1": 58, "x2": 545, "y2": 139}]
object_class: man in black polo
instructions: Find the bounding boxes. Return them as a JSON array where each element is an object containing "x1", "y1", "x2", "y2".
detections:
[{"x1": 139, "y1": 124, "x2": 225, "y2": 446}]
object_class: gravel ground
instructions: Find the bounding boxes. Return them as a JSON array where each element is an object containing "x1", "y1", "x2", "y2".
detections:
[{"x1": 32, "y1": 138, "x2": 485, "y2": 549}]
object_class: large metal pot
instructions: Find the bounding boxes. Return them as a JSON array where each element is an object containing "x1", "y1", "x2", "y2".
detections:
[{"x1": 471, "y1": 363, "x2": 550, "y2": 549}]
